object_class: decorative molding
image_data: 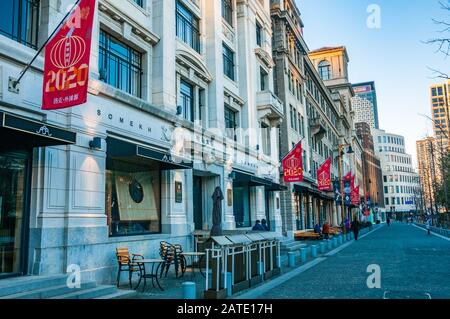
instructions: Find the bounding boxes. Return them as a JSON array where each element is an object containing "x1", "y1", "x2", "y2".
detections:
[{"x1": 99, "y1": 1, "x2": 160, "y2": 45}]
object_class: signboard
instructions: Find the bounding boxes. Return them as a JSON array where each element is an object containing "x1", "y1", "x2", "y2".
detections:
[
  {"x1": 317, "y1": 158, "x2": 331, "y2": 191},
  {"x1": 42, "y1": 0, "x2": 96, "y2": 110},
  {"x1": 333, "y1": 181, "x2": 342, "y2": 204},
  {"x1": 282, "y1": 142, "x2": 303, "y2": 183},
  {"x1": 353, "y1": 85, "x2": 372, "y2": 94},
  {"x1": 344, "y1": 180, "x2": 351, "y2": 206},
  {"x1": 175, "y1": 181, "x2": 183, "y2": 203}
]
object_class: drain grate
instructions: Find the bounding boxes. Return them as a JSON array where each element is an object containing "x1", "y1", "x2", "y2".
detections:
[{"x1": 383, "y1": 290, "x2": 432, "y2": 299}]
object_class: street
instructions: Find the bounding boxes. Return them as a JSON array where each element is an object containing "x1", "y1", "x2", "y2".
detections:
[{"x1": 259, "y1": 224, "x2": 450, "y2": 299}]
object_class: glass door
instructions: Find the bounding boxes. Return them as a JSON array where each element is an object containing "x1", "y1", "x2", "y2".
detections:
[
  {"x1": 193, "y1": 176, "x2": 203, "y2": 230},
  {"x1": 0, "y1": 153, "x2": 28, "y2": 277}
]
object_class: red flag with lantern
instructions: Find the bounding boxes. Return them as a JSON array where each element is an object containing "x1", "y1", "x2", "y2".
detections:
[
  {"x1": 282, "y1": 142, "x2": 303, "y2": 183},
  {"x1": 317, "y1": 157, "x2": 332, "y2": 191},
  {"x1": 42, "y1": 0, "x2": 96, "y2": 110},
  {"x1": 351, "y1": 185, "x2": 360, "y2": 206}
]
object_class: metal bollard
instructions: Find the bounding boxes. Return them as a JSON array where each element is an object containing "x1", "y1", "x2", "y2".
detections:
[
  {"x1": 300, "y1": 248, "x2": 308, "y2": 263},
  {"x1": 320, "y1": 241, "x2": 327, "y2": 253},
  {"x1": 327, "y1": 240, "x2": 333, "y2": 250},
  {"x1": 333, "y1": 237, "x2": 338, "y2": 248},
  {"x1": 257, "y1": 261, "x2": 264, "y2": 275},
  {"x1": 311, "y1": 245, "x2": 318, "y2": 258},
  {"x1": 288, "y1": 252, "x2": 296, "y2": 268},
  {"x1": 338, "y1": 235, "x2": 343, "y2": 245},
  {"x1": 225, "y1": 272, "x2": 233, "y2": 297},
  {"x1": 182, "y1": 282, "x2": 196, "y2": 299}
]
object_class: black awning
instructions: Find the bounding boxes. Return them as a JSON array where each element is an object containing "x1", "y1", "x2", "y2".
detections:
[
  {"x1": 0, "y1": 111, "x2": 76, "y2": 148},
  {"x1": 232, "y1": 170, "x2": 273, "y2": 187},
  {"x1": 266, "y1": 181, "x2": 289, "y2": 192},
  {"x1": 106, "y1": 137, "x2": 193, "y2": 171}
]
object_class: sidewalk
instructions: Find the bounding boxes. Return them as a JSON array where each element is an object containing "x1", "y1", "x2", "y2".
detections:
[{"x1": 119, "y1": 224, "x2": 383, "y2": 299}]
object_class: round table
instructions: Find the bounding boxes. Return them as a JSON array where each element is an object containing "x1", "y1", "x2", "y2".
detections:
[
  {"x1": 134, "y1": 259, "x2": 165, "y2": 291},
  {"x1": 180, "y1": 252, "x2": 206, "y2": 278}
]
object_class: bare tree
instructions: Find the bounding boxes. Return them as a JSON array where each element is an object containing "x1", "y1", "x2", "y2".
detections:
[{"x1": 426, "y1": 1, "x2": 450, "y2": 79}]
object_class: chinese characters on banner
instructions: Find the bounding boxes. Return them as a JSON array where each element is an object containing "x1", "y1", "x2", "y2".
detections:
[
  {"x1": 317, "y1": 158, "x2": 332, "y2": 191},
  {"x1": 282, "y1": 142, "x2": 303, "y2": 183},
  {"x1": 42, "y1": 0, "x2": 96, "y2": 110},
  {"x1": 351, "y1": 185, "x2": 360, "y2": 206}
]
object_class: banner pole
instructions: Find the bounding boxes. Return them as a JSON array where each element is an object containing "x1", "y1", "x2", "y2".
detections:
[{"x1": 12, "y1": 0, "x2": 82, "y2": 88}]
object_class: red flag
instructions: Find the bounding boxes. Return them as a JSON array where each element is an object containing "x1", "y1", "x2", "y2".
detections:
[
  {"x1": 350, "y1": 175, "x2": 355, "y2": 189},
  {"x1": 317, "y1": 158, "x2": 332, "y2": 191},
  {"x1": 344, "y1": 172, "x2": 352, "y2": 181},
  {"x1": 351, "y1": 185, "x2": 360, "y2": 205},
  {"x1": 283, "y1": 142, "x2": 303, "y2": 183},
  {"x1": 42, "y1": 0, "x2": 96, "y2": 110}
]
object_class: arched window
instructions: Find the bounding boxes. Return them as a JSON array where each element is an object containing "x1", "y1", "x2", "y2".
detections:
[{"x1": 318, "y1": 60, "x2": 331, "y2": 80}]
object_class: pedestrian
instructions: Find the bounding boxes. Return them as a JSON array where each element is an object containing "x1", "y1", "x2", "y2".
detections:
[
  {"x1": 252, "y1": 220, "x2": 264, "y2": 231},
  {"x1": 261, "y1": 219, "x2": 270, "y2": 231},
  {"x1": 351, "y1": 218, "x2": 360, "y2": 240},
  {"x1": 322, "y1": 221, "x2": 330, "y2": 241},
  {"x1": 387, "y1": 217, "x2": 391, "y2": 227},
  {"x1": 426, "y1": 218, "x2": 432, "y2": 236}
]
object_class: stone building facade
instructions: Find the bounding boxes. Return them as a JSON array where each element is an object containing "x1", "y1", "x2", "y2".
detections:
[{"x1": 0, "y1": 0, "x2": 283, "y2": 282}]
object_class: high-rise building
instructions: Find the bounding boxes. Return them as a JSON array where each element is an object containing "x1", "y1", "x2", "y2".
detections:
[
  {"x1": 373, "y1": 129, "x2": 421, "y2": 216},
  {"x1": 430, "y1": 80, "x2": 450, "y2": 152},
  {"x1": 416, "y1": 137, "x2": 442, "y2": 212},
  {"x1": 352, "y1": 82, "x2": 379, "y2": 129},
  {"x1": 355, "y1": 122, "x2": 385, "y2": 220}
]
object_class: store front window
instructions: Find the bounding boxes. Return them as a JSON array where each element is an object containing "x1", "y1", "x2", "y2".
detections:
[
  {"x1": 233, "y1": 185, "x2": 251, "y2": 228},
  {"x1": 106, "y1": 159, "x2": 161, "y2": 237}
]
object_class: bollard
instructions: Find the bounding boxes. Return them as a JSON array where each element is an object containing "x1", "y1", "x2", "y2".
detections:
[
  {"x1": 257, "y1": 261, "x2": 264, "y2": 275},
  {"x1": 311, "y1": 245, "x2": 318, "y2": 258},
  {"x1": 300, "y1": 248, "x2": 308, "y2": 263},
  {"x1": 222, "y1": 272, "x2": 233, "y2": 297},
  {"x1": 327, "y1": 240, "x2": 333, "y2": 250},
  {"x1": 338, "y1": 235, "x2": 343, "y2": 245},
  {"x1": 182, "y1": 282, "x2": 196, "y2": 299},
  {"x1": 342, "y1": 234, "x2": 346, "y2": 242},
  {"x1": 320, "y1": 242, "x2": 326, "y2": 254},
  {"x1": 288, "y1": 252, "x2": 296, "y2": 268},
  {"x1": 347, "y1": 233, "x2": 351, "y2": 241}
]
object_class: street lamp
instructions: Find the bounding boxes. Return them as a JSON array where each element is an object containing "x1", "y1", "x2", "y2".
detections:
[{"x1": 337, "y1": 143, "x2": 354, "y2": 233}]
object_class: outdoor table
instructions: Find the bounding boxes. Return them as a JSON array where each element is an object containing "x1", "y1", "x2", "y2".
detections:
[
  {"x1": 134, "y1": 259, "x2": 165, "y2": 292},
  {"x1": 181, "y1": 252, "x2": 206, "y2": 278}
]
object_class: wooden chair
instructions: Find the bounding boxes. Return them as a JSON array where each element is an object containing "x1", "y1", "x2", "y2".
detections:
[{"x1": 115, "y1": 247, "x2": 144, "y2": 288}]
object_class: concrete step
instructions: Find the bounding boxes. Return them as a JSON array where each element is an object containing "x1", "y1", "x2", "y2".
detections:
[
  {"x1": 0, "y1": 275, "x2": 68, "y2": 298},
  {"x1": 94, "y1": 289, "x2": 137, "y2": 299},
  {"x1": 51, "y1": 285, "x2": 118, "y2": 299},
  {"x1": 1, "y1": 281, "x2": 97, "y2": 299}
]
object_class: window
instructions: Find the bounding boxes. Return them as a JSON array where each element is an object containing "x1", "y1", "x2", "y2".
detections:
[
  {"x1": 260, "y1": 67, "x2": 268, "y2": 91},
  {"x1": 176, "y1": 1, "x2": 200, "y2": 52},
  {"x1": 225, "y1": 105, "x2": 237, "y2": 141},
  {"x1": 223, "y1": 43, "x2": 235, "y2": 80},
  {"x1": 179, "y1": 80, "x2": 194, "y2": 122},
  {"x1": 222, "y1": 0, "x2": 233, "y2": 26},
  {"x1": 106, "y1": 159, "x2": 161, "y2": 236},
  {"x1": 261, "y1": 123, "x2": 271, "y2": 156},
  {"x1": 318, "y1": 60, "x2": 331, "y2": 80},
  {"x1": 256, "y1": 21, "x2": 262, "y2": 46},
  {"x1": 0, "y1": 0, "x2": 40, "y2": 49},
  {"x1": 431, "y1": 88, "x2": 437, "y2": 97},
  {"x1": 99, "y1": 30, "x2": 142, "y2": 97},
  {"x1": 290, "y1": 105, "x2": 294, "y2": 129},
  {"x1": 132, "y1": 0, "x2": 143, "y2": 7}
]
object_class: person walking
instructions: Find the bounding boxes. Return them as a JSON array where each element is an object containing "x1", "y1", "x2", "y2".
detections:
[
  {"x1": 322, "y1": 221, "x2": 330, "y2": 241},
  {"x1": 387, "y1": 217, "x2": 391, "y2": 227},
  {"x1": 426, "y1": 217, "x2": 432, "y2": 236},
  {"x1": 351, "y1": 218, "x2": 360, "y2": 241}
]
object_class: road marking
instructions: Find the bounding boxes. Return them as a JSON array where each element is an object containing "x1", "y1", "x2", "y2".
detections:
[
  {"x1": 233, "y1": 225, "x2": 385, "y2": 299},
  {"x1": 412, "y1": 224, "x2": 450, "y2": 242}
]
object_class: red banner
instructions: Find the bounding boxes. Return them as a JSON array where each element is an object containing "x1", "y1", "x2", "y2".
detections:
[
  {"x1": 283, "y1": 142, "x2": 303, "y2": 183},
  {"x1": 351, "y1": 185, "x2": 360, "y2": 206},
  {"x1": 42, "y1": 0, "x2": 96, "y2": 110},
  {"x1": 317, "y1": 158, "x2": 332, "y2": 191}
]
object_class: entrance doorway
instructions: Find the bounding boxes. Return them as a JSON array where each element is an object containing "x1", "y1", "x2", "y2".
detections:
[
  {"x1": 193, "y1": 176, "x2": 203, "y2": 230},
  {"x1": 0, "y1": 152, "x2": 29, "y2": 278}
]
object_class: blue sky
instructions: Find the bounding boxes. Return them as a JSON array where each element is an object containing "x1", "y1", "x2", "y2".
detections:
[{"x1": 296, "y1": 0, "x2": 449, "y2": 167}]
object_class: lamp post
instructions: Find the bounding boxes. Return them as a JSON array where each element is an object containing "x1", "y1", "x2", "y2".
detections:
[{"x1": 337, "y1": 143, "x2": 354, "y2": 233}]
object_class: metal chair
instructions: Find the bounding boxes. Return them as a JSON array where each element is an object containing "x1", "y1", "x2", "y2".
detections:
[{"x1": 159, "y1": 241, "x2": 186, "y2": 278}]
